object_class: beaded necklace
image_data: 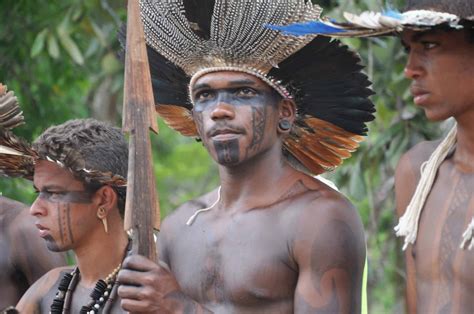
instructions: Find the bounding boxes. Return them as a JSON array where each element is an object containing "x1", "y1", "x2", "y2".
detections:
[{"x1": 50, "y1": 263, "x2": 121, "y2": 314}]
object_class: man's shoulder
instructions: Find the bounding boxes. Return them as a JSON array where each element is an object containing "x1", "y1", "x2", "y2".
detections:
[
  {"x1": 398, "y1": 140, "x2": 442, "y2": 176},
  {"x1": 16, "y1": 266, "x2": 73, "y2": 309},
  {"x1": 161, "y1": 188, "x2": 219, "y2": 231},
  {"x1": 0, "y1": 196, "x2": 28, "y2": 220}
]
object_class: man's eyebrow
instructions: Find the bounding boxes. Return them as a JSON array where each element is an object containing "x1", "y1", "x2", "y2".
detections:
[
  {"x1": 39, "y1": 185, "x2": 65, "y2": 191},
  {"x1": 226, "y1": 79, "x2": 257, "y2": 87},
  {"x1": 192, "y1": 83, "x2": 211, "y2": 92},
  {"x1": 411, "y1": 30, "x2": 438, "y2": 42}
]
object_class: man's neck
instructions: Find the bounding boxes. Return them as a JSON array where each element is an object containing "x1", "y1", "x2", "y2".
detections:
[
  {"x1": 74, "y1": 216, "x2": 128, "y2": 287},
  {"x1": 454, "y1": 110, "x2": 474, "y2": 172},
  {"x1": 217, "y1": 144, "x2": 300, "y2": 213}
]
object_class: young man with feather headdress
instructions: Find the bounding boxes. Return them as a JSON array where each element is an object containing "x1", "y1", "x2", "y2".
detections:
[
  {"x1": 116, "y1": 0, "x2": 375, "y2": 313},
  {"x1": 271, "y1": 0, "x2": 474, "y2": 312}
]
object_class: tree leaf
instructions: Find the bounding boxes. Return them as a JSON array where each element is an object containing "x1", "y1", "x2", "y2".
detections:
[
  {"x1": 47, "y1": 33, "x2": 60, "y2": 59},
  {"x1": 57, "y1": 28, "x2": 84, "y2": 65},
  {"x1": 30, "y1": 29, "x2": 48, "y2": 57}
]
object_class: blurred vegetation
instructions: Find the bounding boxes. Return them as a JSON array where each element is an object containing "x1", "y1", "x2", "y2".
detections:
[{"x1": 0, "y1": 0, "x2": 447, "y2": 312}]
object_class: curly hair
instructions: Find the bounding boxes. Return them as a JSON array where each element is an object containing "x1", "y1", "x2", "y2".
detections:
[{"x1": 33, "y1": 119, "x2": 128, "y2": 216}]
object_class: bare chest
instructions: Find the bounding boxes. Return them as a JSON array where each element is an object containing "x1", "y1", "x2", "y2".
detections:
[
  {"x1": 167, "y1": 210, "x2": 298, "y2": 306},
  {"x1": 414, "y1": 167, "x2": 474, "y2": 310}
]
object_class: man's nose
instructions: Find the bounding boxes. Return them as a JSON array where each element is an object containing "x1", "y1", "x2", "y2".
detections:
[
  {"x1": 210, "y1": 101, "x2": 236, "y2": 121},
  {"x1": 30, "y1": 197, "x2": 47, "y2": 217},
  {"x1": 404, "y1": 52, "x2": 424, "y2": 80}
]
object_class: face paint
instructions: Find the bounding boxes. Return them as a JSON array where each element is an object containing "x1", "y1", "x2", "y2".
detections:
[
  {"x1": 246, "y1": 104, "x2": 267, "y2": 157},
  {"x1": 37, "y1": 190, "x2": 93, "y2": 204},
  {"x1": 213, "y1": 138, "x2": 241, "y2": 164}
]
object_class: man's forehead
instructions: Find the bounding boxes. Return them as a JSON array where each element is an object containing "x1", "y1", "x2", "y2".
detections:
[
  {"x1": 34, "y1": 160, "x2": 81, "y2": 187},
  {"x1": 192, "y1": 71, "x2": 270, "y2": 90}
]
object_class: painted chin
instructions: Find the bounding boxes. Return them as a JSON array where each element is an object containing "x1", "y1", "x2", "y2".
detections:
[
  {"x1": 43, "y1": 235, "x2": 61, "y2": 252},
  {"x1": 213, "y1": 138, "x2": 241, "y2": 165}
]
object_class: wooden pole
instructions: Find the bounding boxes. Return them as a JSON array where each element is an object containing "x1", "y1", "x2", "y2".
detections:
[{"x1": 122, "y1": 0, "x2": 160, "y2": 261}]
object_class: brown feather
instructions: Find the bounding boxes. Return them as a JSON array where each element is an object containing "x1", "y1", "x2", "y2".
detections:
[
  {"x1": 284, "y1": 117, "x2": 364, "y2": 174},
  {"x1": 0, "y1": 129, "x2": 36, "y2": 179},
  {"x1": 0, "y1": 83, "x2": 24, "y2": 130},
  {"x1": 155, "y1": 104, "x2": 198, "y2": 137}
]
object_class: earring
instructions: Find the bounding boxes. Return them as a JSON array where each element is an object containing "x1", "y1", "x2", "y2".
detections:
[
  {"x1": 278, "y1": 119, "x2": 292, "y2": 132},
  {"x1": 97, "y1": 207, "x2": 108, "y2": 234}
]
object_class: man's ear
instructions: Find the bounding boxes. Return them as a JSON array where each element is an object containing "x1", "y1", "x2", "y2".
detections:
[
  {"x1": 279, "y1": 99, "x2": 296, "y2": 122},
  {"x1": 277, "y1": 99, "x2": 296, "y2": 134},
  {"x1": 92, "y1": 186, "x2": 118, "y2": 216}
]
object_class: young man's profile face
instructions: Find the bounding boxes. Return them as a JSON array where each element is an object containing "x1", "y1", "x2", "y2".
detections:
[
  {"x1": 30, "y1": 160, "x2": 98, "y2": 252},
  {"x1": 401, "y1": 29, "x2": 474, "y2": 121},
  {"x1": 191, "y1": 71, "x2": 282, "y2": 166}
]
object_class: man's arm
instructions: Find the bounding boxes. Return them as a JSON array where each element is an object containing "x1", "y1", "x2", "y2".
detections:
[
  {"x1": 395, "y1": 152, "x2": 419, "y2": 314},
  {"x1": 117, "y1": 216, "x2": 212, "y2": 313},
  {"x1": 293, "y1": 196, "x2": 366, "y2": 313}
]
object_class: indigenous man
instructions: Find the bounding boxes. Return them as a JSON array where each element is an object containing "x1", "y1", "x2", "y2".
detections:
[
  {"x1": 271, "y1": 1, "x2": 474, "y2": 312},
  {"x1": 117, "y1": 0, "x2": 375, "y2": 313},
  {"x1": 394, "y1": 1, "x2": 474, "y2": 313},
  {"x1": 0, "y1": 84, "x2": 66, "y2": 310},
  {"x1": 0, "y1": 119, "x2": 130, "y2": 313},
  {"x1": 0, "y1": 196, "x2": 66, "y2": 310}
]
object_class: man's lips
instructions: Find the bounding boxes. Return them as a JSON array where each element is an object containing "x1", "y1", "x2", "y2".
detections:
[
  {"x1": 208, "y1": 128, "x2": 243, "y2": 140},
  {"x1": 35, "y1": 223, "x2": 50, "y2": 238},
  {"x1": 410, "y1": 86, "x2": 430, "y2": 105}
]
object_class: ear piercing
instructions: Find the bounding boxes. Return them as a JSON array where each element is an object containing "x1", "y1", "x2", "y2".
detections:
[{"x1": 278, "y1": 119, "x2": 292, "y2": 132}]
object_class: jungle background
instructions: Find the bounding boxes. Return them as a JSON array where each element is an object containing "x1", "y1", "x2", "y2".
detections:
[{"x1": 0, "y1": 0, "x2": 450, "y2": 312}]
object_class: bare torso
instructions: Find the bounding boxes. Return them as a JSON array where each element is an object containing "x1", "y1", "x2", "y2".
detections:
[
  {"x1": 160, "y1": 175, "x2": 366, "y2": 313},
  {"x1": 396, "y1": 141, "x2": 474, "y2": 313},
  {"x1": 20, "y1": 267, "x2": 125, "y2": 313},
  {"x1": 0, "y1": 196, "x2": 66, "y2": 309}
]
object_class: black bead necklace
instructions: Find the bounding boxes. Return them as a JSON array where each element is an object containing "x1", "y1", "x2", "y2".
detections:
[{"x1": 49, "y1": 263, "x2": 121, "y2": 314}]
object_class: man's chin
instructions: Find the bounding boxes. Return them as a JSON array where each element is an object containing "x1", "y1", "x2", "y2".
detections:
[{"x1": 44, "y1": 235, "x2": 63, "y2": 252}]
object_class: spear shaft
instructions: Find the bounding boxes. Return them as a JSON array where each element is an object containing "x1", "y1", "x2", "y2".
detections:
[{"x1": 122, "y1": 0, "x2": 160, "y2": 261}]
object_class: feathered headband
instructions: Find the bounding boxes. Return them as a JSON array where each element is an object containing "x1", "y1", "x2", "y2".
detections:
[
  {"x1": 139, "y1": 0, "x2": 376, "y2": 175},
  {"x1": 0, "y1": 84, "x2": 126, "y2": 187},
  {"x1": 266, "y1": 8, "x2": 474, "y2": 38}
]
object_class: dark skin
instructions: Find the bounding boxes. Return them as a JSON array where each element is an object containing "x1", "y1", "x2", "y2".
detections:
[
  {"x1": 396, "y1": 29, "x2": 474, "y2": 313},
  {"x1": 0, "y1": 196, "x2": 66, "y2": 310},
  {"x1": 118, "y1": 72, "x2": 366, "y2": 313},
  {"x1": 16, "y1": 160, "x2": 129, "y2": 313}
]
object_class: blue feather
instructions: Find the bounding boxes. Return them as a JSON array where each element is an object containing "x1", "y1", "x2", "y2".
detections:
[
  {"x1": 266, "y1": 21, "x2": 347, "y2": 36},
  {"x1": 383, "y1": 9, "x2": 402, "y2": 19}
]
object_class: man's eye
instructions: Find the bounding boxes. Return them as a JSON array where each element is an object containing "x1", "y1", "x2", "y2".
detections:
[
  {"x1": 421, "y1": 41, "x2": 439, "y2": 50},
  {"x1": 195, "y1": 91, "x2": 213, "y2": 101},
  {"x1": 236, "y1": 88, "x2": 256, "y2": 97}
]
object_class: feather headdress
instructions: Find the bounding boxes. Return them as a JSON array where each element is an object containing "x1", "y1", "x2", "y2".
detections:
[
  {"x1": 138, "y1": 0, "x2": 375, "y2": 175},
  {"x1": 267, "y1": 2, "x2": 474, "y2": 37},
  {"x1": 0, "y1": 85, "x2": 126, "y2": 186}
]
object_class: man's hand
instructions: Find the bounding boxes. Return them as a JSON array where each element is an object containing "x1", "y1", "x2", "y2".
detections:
[{"x1": 117, "y1": 255, "x2": 181, "y2": 313}]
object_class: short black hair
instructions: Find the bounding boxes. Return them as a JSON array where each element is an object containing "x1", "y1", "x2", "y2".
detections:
[{"x1": 33, "y1": 119, "x2": 128, "y2": 216}]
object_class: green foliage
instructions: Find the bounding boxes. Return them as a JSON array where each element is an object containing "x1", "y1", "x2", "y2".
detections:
[{"x1": 1, "y1": 1, "x2": 447, "y2": 312}]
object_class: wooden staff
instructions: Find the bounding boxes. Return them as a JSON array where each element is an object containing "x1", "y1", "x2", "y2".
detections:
[{"x1": 122, "y1": 0, "x2": 160, "y2": 261}]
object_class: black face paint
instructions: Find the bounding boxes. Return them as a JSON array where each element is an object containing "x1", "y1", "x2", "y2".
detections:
[
  {"x1": 193, "y1": 87, "x2": 277, "y2": 112},
  {"x1": 37, "y1": 190, "x2": 93, "y2": 204},
  {"x1": 213, "y1": 138, "x2": 240, "y2": 164},
  {"x1": 246, "y1": 104, "x2": 267, "y2": 156},
  {"x1": 44, "y1": 234, "x2": 60, "y2": 252}
]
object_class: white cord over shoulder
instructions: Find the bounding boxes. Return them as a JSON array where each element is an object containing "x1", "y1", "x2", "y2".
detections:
[
  {"x1": 186, "y1": 186, "x2": 222, "y2": 226},
  {"x1": 394, "y1": 125, "x2": 458, "y2": 250}
]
